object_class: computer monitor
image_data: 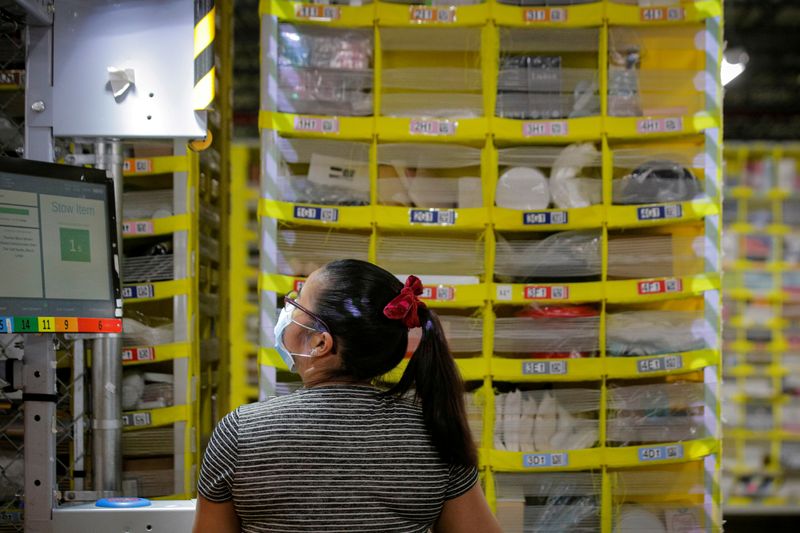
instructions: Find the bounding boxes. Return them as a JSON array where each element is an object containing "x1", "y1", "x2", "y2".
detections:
[{"x1": 0, "y1": 158, "x2": 122, "y2": 334}]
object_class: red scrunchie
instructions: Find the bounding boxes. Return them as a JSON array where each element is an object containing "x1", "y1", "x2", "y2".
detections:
[{"x1": 383, "y1": 276, "x2": 427, "y2": 329}]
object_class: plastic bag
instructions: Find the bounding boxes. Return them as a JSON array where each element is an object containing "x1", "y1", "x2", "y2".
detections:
[
  {"x1": 606, "y1": 310, "x2": 712, "y2": 356},
  {"x1": 550, "y1": 143, "x2": 603, "y2": 208},
  {"x1": 495, "y1": 230, "x2": 602, "y2": 281},
  {"x1": 612, "y1": 160, "x2": 702, "y2": 205}
]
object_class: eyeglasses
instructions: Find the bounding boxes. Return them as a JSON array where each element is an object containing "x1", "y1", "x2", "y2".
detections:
[{"x1": 285, "y1": 291, "x2": 337, "y2": 352}]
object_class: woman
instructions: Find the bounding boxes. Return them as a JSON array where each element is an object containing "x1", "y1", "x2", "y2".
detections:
[{"x1": 194, "y1": 259, "x2": 501, "y2": 533}]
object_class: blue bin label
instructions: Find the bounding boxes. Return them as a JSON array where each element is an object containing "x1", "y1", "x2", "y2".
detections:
[
  {"x1": 638, "y1": 444, "x2": 684, "y2": 462},
  {"x1": 122, "y1": 284, "x2": 155, "y2": 299},
  {"x1": 293, "y1": 205, "x2": 339, "y2": 223},
  {"x1": 0, "y1": 317, "x2": 10, "y2": 333},
  {"x1": 637, "y1": 204, "x2": 683, "y2": 221},
  {"x1": 523, "y1": 211, "x2": 568, "y2": 226},
  {"x1": 409, "y1": 209, "x2": 456, "y2": 225},
  {"x1": 523, "y1": 453, "x2": 569, "y2": 468}
]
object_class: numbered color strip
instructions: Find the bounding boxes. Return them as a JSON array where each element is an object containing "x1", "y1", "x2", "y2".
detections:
[{"x1": 0, "y1": 316, "x2": 122, "y2": 334}]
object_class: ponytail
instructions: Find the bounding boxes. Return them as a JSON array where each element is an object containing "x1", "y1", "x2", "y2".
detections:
[
  {"x1": 386, "y1": 307, "x2": 478, "y2": 467},
  {"x1": 314, "y1": 259, "x2": 478, "y2": 467}
]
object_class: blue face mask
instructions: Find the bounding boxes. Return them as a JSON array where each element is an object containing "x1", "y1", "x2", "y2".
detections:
[{"x1": 274, "y1": 305, "x2": 319, "y2": 373}]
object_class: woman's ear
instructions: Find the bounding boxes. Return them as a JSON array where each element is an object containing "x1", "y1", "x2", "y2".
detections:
[{"x1": 315, "y1": 331, "x2": 336, "y2": 356}]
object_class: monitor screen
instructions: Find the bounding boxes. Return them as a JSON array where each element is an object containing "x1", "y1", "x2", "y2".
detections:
[{"x1": 0, "y1": 159, "x2": 121, "y2": 333}]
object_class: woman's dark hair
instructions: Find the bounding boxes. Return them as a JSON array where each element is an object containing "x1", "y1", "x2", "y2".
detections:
[{"x1": 313, "y1": 259, "x2": 478, "y2": 467}]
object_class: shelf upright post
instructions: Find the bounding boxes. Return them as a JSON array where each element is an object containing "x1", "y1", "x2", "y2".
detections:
[{"x1": 259, "y1": 8, "x2": 282, "y2": 399}]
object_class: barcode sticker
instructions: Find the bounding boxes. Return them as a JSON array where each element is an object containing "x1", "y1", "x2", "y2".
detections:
[
  {"x1": 409, "y1": 119, "x2": 457, "y2": 136},
  {"x1": 122, "y1": 220, "x2": 154, "y2": 235},
  {"x1": 523, "y1": 121, "x2": 568, "y2": 137},
  {"x1": 523, "y1": 211, "x2": 568, "y2": 226},
  {"x1": 637, "y1": 278, "x2": 683, "y2": 296},
  {"x1": 295, "y1": 4, "x2": 340, "y2": 21},
  {"x1": 637, "y1": 354, "x2": 683, "y2": 374},
  {"x1": 496, "y1": 285, "x2": 513, "y2": 301},
  {"x1": 420, "y1": 286, "x2": 456, "y2": 301},
  {"x1": 122, "y1": 411, "x2": 153, "y2": 427},
  {"x1": 409, "y1": 209, "x2": 456, "y2": 225},
  {"x1": 522, "y1": 360, "x2": 568, "y2": 375},
  {"x1": 522, "y1": 8, "x2": 567, "y2": 23},
  {"x1": 524, "y1": 285, "x2": 569, "y2": 300},
  {"x1": 122, "y1": 284, "x2": 155, "y2": 299},
  {"x1": 293, "y1": 205, "x2": 339, "y2": 223},
  {"x1": 294, "y1": 116, "x2": 339, "y2": 134},
  {"x1": 639, "y1": 444, "x2": 684, "y2": 462},
  {"x1": 637, "y1": 117, "x2": 683, "y2": 134},
  {"x1": 637, "y1": 204, "x2": 683, "y2": 221},
  {"x1": 122, "y1": 347, "x2": 156, "y2": 363},
  {"x1": 640, "y1": 7, "x2": 685, "y2": 22},
  {"x1": 409, "y1": 6, "x2": 455, "y2": 23},
  {"x1": 123, "y1": 159, "x2": 153, "y2": 174},
  {"x1": 523, "y1": 453, "x2": 569, "y2": 467}
]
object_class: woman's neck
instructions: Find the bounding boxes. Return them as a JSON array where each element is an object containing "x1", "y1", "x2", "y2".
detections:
[{"x1": 302, "y1": 375, "x2": 373, "y2": 389}]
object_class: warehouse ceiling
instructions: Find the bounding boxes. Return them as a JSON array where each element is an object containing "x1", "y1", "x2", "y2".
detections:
[
  {"x1": 724, "y1": 0, "x2": 800, "y2": 140},
  {"x1": 233, "y1": 1, "x2": 800, "y2": 142}
]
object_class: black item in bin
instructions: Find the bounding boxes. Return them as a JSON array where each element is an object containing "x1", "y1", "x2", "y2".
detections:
[{"x1": 613, "y1": 160, "x2": 702, "y2": 205}]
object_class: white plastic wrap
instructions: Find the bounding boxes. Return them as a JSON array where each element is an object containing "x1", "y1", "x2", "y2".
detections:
[
  {"x1": 498, "y1": 29, "x2": 600, "y2": 120},
  {"x1": 377, "y1": 144, "x2": 482, "y2": 208},
  {"x1": 381, "y1": 28, "x2": 482, "y2": 118},
  {"x1": 494, "y1": 472, "x2": 601, "y2": 533},
  {"x1": 442, "y1": 315, "x2": 484, "y2": 353},
  {"x1": 612, "y1": 147, "x2": 703, "y2": 205},
  {"x1": 122, "y1": 190, "x2": 173, "y2": 219},
  {"x1": 277, "y1": 229, "x2": 370, "y2": 277},
  {"x1": 608, "y1": 26, "x2": 707, "y2": 118},
  {"x1": 495, "y1": 231, "x2": 602, "y2": 281},
  {"x1": 277, "y1": 24, "x2": 373, "y2": 116},
  {"x1": 122, "y1": 371, "x2": 174, "y2": 411},
  {"x1": 377, "y1": 233, "x2": 485, "y2": 277},
  {"x1": 494, "y1": 388, "x2": 599, "y2": 452},
  {"x1": 607, "y1": 381, "x2": 709, "y2": 445},
  {"x1": 494, "y1": 311, "x2": 600, "y2": 356},
  {"x1": 122, "y1": 427, "x2": 175, "y2": 457},
  {"x1": 496, "y1": 144, "x2": 602, "y2": 210},
  {"x1": 273, "y1": 136, "x2": 371, "y2": 205},
  {"x1": 607, "y1": 233, "x2": 706, "y2": 279},
  {"x1": 123, "y1": 255, "x2": 174, "y2": 284},
  {"x1": 122, "y1": 316, "x2": 174, "y2": 347},
  {"x1": 606, "y1": 310, "x2": 713, "y2": 356},
  {"x1": 465, "y1": 390, "x2": 484, "y2": 446},
  {"x1": 613, "y1": 464, "x2": 710, "y2": 533}
]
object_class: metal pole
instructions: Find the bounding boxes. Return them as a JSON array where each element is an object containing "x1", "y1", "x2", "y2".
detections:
[
  {"x1": 91, "y1": 140, "x2": 123, "y2": 494},
  {"x1": 24, "y1": 335, "x2": 57, "y2": 533}
]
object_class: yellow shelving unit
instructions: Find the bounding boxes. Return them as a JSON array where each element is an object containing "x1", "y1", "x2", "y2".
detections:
[
  {"x1": 114, "y1": 140, "x2": 200, "y2": 499},
  {"x1": 226, "y1": 143, "x2": 262, "y2": 410},
  {"x1": 722, "y1": 142, "x2": 800, "y2": 511},
  {"x1": 259, "y1": 1, "x2": 723, "y2": 530}
]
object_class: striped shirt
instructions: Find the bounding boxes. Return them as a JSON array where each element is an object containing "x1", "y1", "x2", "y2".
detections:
[{"x1": 198, "y1": 385, "x2": 478, "y2": 533}]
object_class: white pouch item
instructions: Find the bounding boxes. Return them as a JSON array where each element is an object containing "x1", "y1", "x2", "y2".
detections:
[
  {"x1": 494, "y1": 392, "x2": 506, "y2": 451},
  {"x1": 550, "y1": 143, "x2": 601, "y2": 208},
  {"x1": 521, "y1": 394, "x2": 538, "y2": 451},
  {"x1": 458, "y1": 177, "x2": 483, "y2": 208},
  {"x1": 503, "y1": 390, "x2": 522, "y2": 453},
  {"x1": 549, "y1": 403, "x2": 575, "y2": 450},
  {"x1": 122, "y1": 373, "x2": 145, "y2": 411},
  {"x1": 534, "y1": 391, "x2": 557, "y2": 452},
  {"x1": 496, "y1": 167, "x2": 550, "y2": 210}
]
